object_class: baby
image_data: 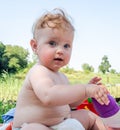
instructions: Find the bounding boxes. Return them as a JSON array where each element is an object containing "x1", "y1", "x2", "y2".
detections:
[{"x1": 13, "y1": 8, "x2": 109, "y2": 130}]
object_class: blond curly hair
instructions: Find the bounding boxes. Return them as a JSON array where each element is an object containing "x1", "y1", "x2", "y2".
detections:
[{"x1": 32, "y1": 8, "x2": 75, "y2": 39}]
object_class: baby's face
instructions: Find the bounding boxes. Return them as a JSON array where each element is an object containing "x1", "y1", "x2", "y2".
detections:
[{"x1": 35, "y1": 27, "x2": 74, "y2": 71}]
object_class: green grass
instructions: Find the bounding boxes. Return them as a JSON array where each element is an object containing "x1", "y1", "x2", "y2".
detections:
[
  {"x1": 66, "y1": 71, "x2": 120, "y2": 98},
  {"x1": 0, "y1": 74, "x2": 22, "y2": 101},
  {"x1": 0, "y1": 70, "x2": 120, "y2": 123},
  {"x1": 0, "y1": 71, "x2": 120, "y2": 102},
  {"x1": 0, "y1": 73, "x2": 23, "y2": 123},
  {"x1": 0, "y1": 100, "x2": 16, "y2": 123}
]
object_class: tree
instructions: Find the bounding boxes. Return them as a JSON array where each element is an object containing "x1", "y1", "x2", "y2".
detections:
[
  {"x1": 0, "y1": 43, "x2": 29, "y2": 74},
  {"x1": 82, "y1": 63, "x2": 94, "y2": 73},
  {"x1": 110, "y1": 69, "x2": 116, "y2": 74},
  {"x1": 0, "y1": 42, "x2": 5, "y2": 57},
  {"x1": 4, "y1": 45, "x2": 29, "y2": 73},
  {"x1": 98, "y1": 55, "x2": 111, "y2": 74},
  {"x1": 0, "y1": 42, "x2": 7, "y2": 73}
]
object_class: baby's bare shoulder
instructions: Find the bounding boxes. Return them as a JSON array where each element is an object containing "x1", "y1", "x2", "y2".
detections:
[{"x1": 27, "y1": 64, "x2": 50, "y2": 79}]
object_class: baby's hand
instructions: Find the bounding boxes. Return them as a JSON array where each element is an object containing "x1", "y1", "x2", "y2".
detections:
[
  {"x1": 88, "y1": 76, "x2": 102, "y2": 85},
  {"x1": 85, "y1": 84, "x2": 110, "y2": 105}
]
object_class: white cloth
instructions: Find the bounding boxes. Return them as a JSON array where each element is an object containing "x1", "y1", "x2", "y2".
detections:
[
  {"x1": 11, "y1": 119, "x2": 85, "y2": 130},
  {"x1": 102, "y1": 110, "x2": 120, "y2": 128},
  {"x1": 0, "y1": 123, "x2": 9, "y2": 130},
  {"x1": 50, "y1": 118, "x2": 85, "y2": 130}
]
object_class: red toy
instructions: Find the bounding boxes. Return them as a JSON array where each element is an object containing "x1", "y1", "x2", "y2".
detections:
[{"x1": 77, "y1": 98, "x2": 98, "y2": 115}]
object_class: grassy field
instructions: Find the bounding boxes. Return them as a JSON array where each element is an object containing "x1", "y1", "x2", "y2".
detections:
[
  {"x1": 65, "y1": 71, "x2": 120, "y2": 98},
  {"x1": 0, "y1": 70, "x2": 120, "y2": 101},
  {"x1": 0, "y1": 70, "x2": 120, "y2": 123}
]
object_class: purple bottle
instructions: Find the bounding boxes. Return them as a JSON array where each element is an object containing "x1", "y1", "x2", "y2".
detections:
[
  {"x1": 92, "y1": 94, "x2": 120, "y2": 128},
  {"x1": 92, "y1": 94, "x2": 119, "y2": 118}
]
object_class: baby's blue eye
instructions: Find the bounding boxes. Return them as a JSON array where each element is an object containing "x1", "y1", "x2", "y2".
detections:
[
  {"x1": 64, "y1": 44, "x2": 70, "y2": 49},
  {"x1": 49, "y1": 41, "x2": 57, "y2": 47}
]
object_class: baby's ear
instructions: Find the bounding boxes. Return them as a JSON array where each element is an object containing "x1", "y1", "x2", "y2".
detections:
[{"x1": 30, "y1": 39, "x2": 37, "y2": 54}]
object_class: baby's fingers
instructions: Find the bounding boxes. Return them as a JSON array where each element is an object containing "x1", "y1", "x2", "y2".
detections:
[
  {"x1": 95, "y1": 94, "x2": 109, "y2": 105},
  {"x1": 95, "y1": 88, "x2": 110, "y2": 105}
]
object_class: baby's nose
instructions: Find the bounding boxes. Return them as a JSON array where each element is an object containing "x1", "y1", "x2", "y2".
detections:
[{"x1": 56, "y1": 47, "x2": 64, "y2": 54}]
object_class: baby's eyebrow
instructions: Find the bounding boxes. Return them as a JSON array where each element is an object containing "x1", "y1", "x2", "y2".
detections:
[{"x1": 48, "y1": 36, "x2": 58, "y2": 40}]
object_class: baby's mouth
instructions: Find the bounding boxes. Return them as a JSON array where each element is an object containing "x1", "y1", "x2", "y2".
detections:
[{"x1": 54, "y1": 58, "x2": 63, "y2": 61}]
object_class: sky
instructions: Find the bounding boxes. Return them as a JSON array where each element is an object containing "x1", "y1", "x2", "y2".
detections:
[{"x1": 0, "y1": 0, "x2": 120, "y2": 72}]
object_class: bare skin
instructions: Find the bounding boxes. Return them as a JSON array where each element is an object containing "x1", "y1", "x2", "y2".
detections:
[
  {"x1": 13, "y1": 9, "x2": 109, "y2": 130},
  {"x1": 13, "y1": 64, "x2": 109, "y2": 130}
]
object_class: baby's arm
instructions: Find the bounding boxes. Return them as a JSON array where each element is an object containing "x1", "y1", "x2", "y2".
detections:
[
  {"x1": 29, "y1": 66, "x2": 109, "y2": 107},
  {"x1": 28, "y1": 66, "x2": 88, "y2": 106}
]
